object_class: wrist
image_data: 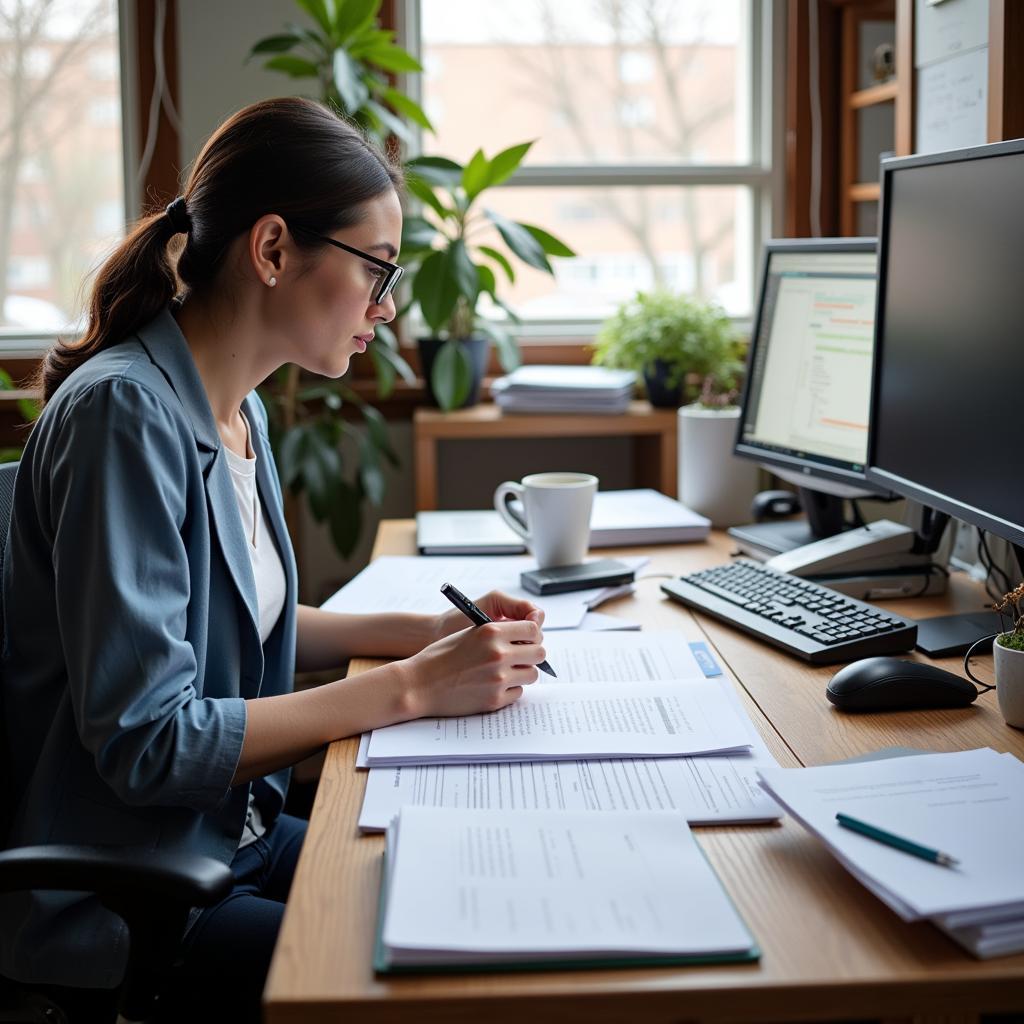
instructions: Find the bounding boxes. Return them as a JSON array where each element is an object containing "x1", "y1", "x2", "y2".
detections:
[{"x1": 388, "y1": 655, "x2": 422, "y2": 722}]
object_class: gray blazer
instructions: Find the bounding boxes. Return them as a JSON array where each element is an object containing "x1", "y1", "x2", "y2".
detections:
[{"x1": 0, "y1": 308, "x2": 298, "y2": 988}]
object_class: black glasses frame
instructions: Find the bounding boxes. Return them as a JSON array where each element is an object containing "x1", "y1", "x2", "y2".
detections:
[{"x1": 293, "y1": 227, "x2": 403, "y2": 304}]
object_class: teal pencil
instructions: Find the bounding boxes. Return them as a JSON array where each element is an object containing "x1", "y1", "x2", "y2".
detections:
[{"x1": 835, "y1": 813, "x2": 959, "y2": 868}]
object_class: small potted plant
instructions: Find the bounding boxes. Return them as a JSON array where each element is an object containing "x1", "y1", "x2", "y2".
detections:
[
  {"x1": 591, "y1": 290, "x2": 736, "y2": 408},
  {"x1": 401, "y1": 142, "x2": 575, "y2": 411},
  {"x1": 992, "y1": 583, "x2": 1024, "y2": 727}
]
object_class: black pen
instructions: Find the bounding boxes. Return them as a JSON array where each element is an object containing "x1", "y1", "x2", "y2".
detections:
[{"x1": 440, "y1": 582, "x2": 556, "y2": 677}]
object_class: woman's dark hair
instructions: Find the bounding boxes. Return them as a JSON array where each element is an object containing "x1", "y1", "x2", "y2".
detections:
[{"x1": 36, "y1": 96, "x2": 402, "y2": 401}]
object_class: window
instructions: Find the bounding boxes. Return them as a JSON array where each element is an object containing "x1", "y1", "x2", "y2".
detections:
[
  {"x1": 405, "y1": 0, "x2": 774, "y2": 330},
  {"x1": 0, "y1": 1, "x2": 124, "y2": 334}
]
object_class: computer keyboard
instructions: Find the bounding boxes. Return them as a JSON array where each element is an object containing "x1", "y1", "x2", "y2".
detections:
[{"x1": 661, "y1": 560, "x2": 917, "y2": 664}]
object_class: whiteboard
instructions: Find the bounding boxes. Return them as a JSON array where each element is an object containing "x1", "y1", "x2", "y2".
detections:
[{"x1": 916, "y1": 46, "x2": 988, "y2": 155}]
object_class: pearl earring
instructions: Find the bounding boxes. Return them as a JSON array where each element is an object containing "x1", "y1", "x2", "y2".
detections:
[{"x1": 267, "y1": 276, "x2": 277, "y2": 287}]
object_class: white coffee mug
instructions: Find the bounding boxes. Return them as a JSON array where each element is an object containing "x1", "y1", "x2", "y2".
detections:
[{"x1": 493, "y1": 472, "x2": 598, "y2": 568}]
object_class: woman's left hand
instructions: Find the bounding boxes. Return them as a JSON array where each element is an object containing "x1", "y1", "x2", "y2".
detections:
[{"x1": 432, "y1": 589, "x2": 545, "y2": 645}]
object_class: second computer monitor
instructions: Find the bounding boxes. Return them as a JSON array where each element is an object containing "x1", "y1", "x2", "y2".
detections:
[{"x1": 736, "y1": 237, "x2": 878, "y2": 491}]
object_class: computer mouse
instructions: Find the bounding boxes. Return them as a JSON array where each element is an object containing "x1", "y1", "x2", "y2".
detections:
[{"x1": 826, "y1": 657, "x2": 978, "y2": 711}]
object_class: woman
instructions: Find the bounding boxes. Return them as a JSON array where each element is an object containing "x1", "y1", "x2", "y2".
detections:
[{"x1": 0, "y1": 97, "x2": 545, "y2": 1019}]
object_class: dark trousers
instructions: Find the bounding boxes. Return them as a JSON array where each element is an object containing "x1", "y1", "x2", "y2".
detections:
[{"x1": 158, "y1": 811, "x2": 308, "y2": 1023}]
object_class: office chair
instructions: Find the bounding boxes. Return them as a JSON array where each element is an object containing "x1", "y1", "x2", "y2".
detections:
[{"x1": 0, "y1": 461, "x2": 234, "y2": 1023}]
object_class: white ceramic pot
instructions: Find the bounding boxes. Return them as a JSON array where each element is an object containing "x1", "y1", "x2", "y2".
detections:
[
  {"x1": 677, "y1": 405, "x2": 760, "y2": 527},
  {"x1": 994, "y1": 636, "x2": 1024, "y2": 728}
]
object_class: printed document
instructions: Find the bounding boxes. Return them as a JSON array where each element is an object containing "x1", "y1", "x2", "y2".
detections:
[
  {"x1": 321, "y1": 555, "x2": 646, "y2": 630},
  {"x1": 365, "y1": 679, "x2": 752, "y2": 766},
  {"x1": 758, "y1": 748, "x2": 1024, "y2": 919},
  {"x1": 378, "y1": 805, "x2": 757, "y2": 967}
]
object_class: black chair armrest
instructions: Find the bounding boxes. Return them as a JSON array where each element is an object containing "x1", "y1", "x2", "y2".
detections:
[{"x1": 0, "y1": 844, "x2": 232, "y2": 907}]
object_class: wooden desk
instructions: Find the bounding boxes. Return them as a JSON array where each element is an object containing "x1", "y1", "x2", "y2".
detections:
[
  {"x1": 413, "y1": 401, "x2": 678, "y2": 510},
  {"x1": 265, "y1": 527, "x2": 1024, "y2": 1024}
]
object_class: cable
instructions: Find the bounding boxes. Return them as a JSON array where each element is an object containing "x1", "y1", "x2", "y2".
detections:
[
  {"x1": 980, "y1": 529, "x2": 1013, "y2": 597},
  {"x1": 962, "y1": 632, "x2": 998, "y2": 695}
]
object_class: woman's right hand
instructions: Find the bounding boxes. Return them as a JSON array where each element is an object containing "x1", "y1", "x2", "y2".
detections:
[{"x1": 399, "y1": 617, "x2": 546, "y2": 719}]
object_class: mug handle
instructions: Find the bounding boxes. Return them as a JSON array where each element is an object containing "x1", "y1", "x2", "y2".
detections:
[{"x1": 493, "y1": 481, "x2": 529, "y2": 540}]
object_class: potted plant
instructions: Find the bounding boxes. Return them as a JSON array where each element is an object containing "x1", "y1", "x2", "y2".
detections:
[
  {"x1": 248, "y1": 0, "x2": 421, "y2": 557},
  {"x1": 992, "y1": 583, "x2": 1024, "y2": 727},
  {"x1": 401, "y1": 143, "x2": 575, "y2": 410},
  {"x1": 591, "y1": 290, "x2": 737, "y2": 408}
]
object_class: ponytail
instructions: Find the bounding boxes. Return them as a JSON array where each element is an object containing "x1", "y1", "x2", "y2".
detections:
[{"x1": 35, "y1": 211, "x2": 180, "y2": 402}]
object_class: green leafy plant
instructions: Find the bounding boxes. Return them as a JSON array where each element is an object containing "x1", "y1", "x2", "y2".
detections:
[
  {"x1": 248, "y1": 0, "x2": 432, "y2": 150},
  {"x1": 0, "y1": 368, "x2": 40, "y2": 463},
  {"x1": 592, "y1": 290, "x2": 739, "y2": 404},
  {"x1": 994, "y1": 583, "x2": 1024, "y2": 652},
  {"x1": 248, "y1": 0, "x2": 421, "y2": 558},
  {"x1": 400, "y1": 142, "x2": 576, "y2": 410}
]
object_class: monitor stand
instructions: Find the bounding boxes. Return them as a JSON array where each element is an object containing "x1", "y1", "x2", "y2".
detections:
[{"x1": 728, "y1": 487, "x2": 847, "y2": 560}]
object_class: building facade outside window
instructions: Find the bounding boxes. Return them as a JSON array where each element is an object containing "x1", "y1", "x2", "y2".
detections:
[
  {"x1": 0, "y1": 0, "x2": 124, "y2": 336},
  {"x1": 404, "y1": 0, "x2": 777, "y2": 338}
]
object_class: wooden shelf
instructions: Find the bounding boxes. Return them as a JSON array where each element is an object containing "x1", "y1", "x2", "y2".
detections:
[
  {"x1": 849, "y1": 181, "x2": 881, "y2": 203},
  {"x1": 849, "y1": 79, "x2": 897, "y2": 109}
]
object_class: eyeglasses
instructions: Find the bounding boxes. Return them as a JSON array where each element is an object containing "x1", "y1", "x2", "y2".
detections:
[{"x1": 294, "y1": 228, "x2": 403, "y2": 305}]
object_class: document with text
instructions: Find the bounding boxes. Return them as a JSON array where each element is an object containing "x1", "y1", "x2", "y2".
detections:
[
  {"x1": 320, "y1": 555, "x2": 647, "y2": 631},
  {"x1": 364, "y1": 679, "x2": 752, "y2": 766},
  {"x1": 377, "y1": 805, "x2": 758, "y2": 969},
  {"x1": 758, "y1": 748, "x2": 1024, "y2": 920}
]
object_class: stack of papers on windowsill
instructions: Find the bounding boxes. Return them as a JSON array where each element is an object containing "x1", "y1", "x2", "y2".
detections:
[
  {"x1": 758, "y1": 748, "x2": 1024, "y2": 958},
  {"x1": 375, "y1": 805, "x2": 760, "y2": 972},
  {"x1": 490, "y1": 365, "x2": 637, "y2": 414},
  {"x1": 416, "y1": 489, "x2": 711, "y2": 555}
]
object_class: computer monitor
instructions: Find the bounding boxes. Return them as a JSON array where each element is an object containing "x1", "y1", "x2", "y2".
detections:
[
  {"x1": 866, "y1": 139, "x2": 1024, "y2": 652},
  {"x1": 731, "y1": 238, "x2": 881, "y2": 557},
  {"x1": 867, "y1": 139, "x2": 1024, "y2": 550}
]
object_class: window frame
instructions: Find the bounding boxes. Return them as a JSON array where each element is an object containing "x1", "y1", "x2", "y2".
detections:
[{"x1": 397, "y1": 0, "x2": 785, "y2": 344}]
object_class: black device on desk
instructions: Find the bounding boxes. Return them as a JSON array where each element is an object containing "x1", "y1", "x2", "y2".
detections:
[{"x1": 520, "y1": 558, "x2": 634, "y2": 595}]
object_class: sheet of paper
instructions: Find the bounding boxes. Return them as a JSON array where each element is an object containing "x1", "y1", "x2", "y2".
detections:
[
  {"x1": 359, "y1": 668, "x2": 780, "y2": 828},
  {"x1": 758, "y1": 748, "x2": 1024, "y2": 919},
  {"x1": 382, "y1": 806, "x2": 755, "y2": 961},
  {"x1": 321, "y1": 556, "x2": 592, "y2": 630},
  {"x1": 575, "y1": 611, "x2": 641, "y2": 631},
  {"x1": 541, "y1": 630, "x2": 705, "y2": 682},
  {"x1": 366, "y1": 679, "x2": 751, "y2": 766}
]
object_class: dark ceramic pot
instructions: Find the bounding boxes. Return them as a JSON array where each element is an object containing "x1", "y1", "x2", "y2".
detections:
[
  {"x1": 642, "y1": 358, "x2": 684, "y2": 408},
  {"x1": 417, "y1": 336, "x2": 490, "y2": 409}
]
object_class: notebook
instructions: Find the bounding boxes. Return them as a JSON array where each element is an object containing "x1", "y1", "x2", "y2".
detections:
[
  {"x1": 417, "y1": 489, "x2": 711, "y2": 554},
  {"x1": 375, "y1": 805, "x2": 759, "y2": 972}
]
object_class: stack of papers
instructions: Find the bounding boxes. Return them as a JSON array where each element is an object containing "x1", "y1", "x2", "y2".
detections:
[
  {"x1": 376, "y1": 805, "x2": 760, "y2": 971},
  {"x1": 358, "y1": 631, "x2": 782, "y2": 830},
  {"x1": 491, "y1": 365, "x2": 636, "y2": 414},
  {"x1": 758, "y1": 749, "x2": 1024, "y2": 958},
  {"x1": 416, "y1": 489, "x2": 711, "y2": 554}
]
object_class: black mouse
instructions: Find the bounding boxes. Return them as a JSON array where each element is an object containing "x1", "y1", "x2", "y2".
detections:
[{"x1": 826, "y1": 657, "x2": 978, "y2": 711}]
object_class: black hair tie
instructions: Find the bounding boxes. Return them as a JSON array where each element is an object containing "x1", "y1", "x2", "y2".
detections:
[{"x1": 164, "y1": 195, "x2": 191, "y2": 235}]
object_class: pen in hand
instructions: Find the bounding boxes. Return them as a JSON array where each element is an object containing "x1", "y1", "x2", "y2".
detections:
[
  {"x1": 440, "y1": 582, "x2": 556, "y2": 678},
  {"x1": 836, "y1": 813, "x2": 959, "y2": 868}
]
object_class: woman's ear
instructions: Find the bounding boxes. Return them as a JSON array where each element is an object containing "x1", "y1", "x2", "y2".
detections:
[{"x1": 249, "y1": 215, "x2": 288, "y2": 287}]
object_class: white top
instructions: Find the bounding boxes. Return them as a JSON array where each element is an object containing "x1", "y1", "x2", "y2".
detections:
[{"x1": 225, "y1": 411, "x2": 288, "y2": 849}]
